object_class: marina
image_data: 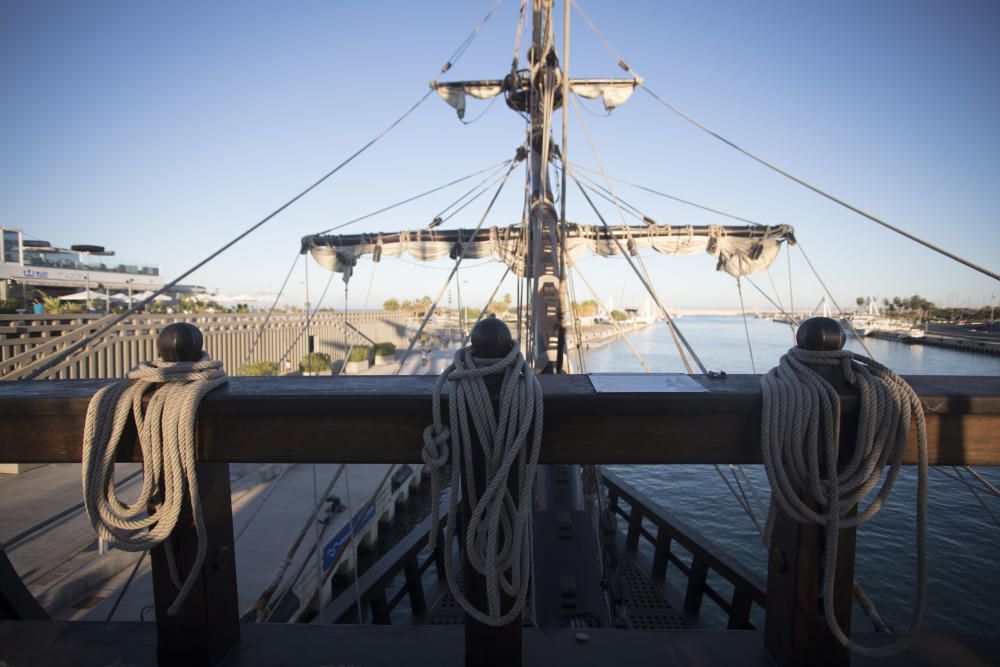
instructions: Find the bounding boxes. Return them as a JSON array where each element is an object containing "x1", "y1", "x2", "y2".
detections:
[{"x1": 2, "y1": 1, "x2": 999, "y2": 666}]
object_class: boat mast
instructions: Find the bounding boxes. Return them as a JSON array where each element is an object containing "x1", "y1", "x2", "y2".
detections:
[{"x1": 526, "y1": 0, "x2": 566, "y2": 373}]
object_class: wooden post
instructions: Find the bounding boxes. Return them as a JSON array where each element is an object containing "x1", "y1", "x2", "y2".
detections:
[
  {"x1": 764, "y1": 317, "x2": 857, "y2": 666},
  {"x1": 149, "y1": 323, "x2": 240, "y2": 666},
  {"x1": 461, "y1": 317, "x2": 522, "y2": 667}
]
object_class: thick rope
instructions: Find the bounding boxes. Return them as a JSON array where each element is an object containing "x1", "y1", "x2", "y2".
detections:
[
  {"x1": 82, "y1": 353, "x2": 227, "y2": 616},
  {"x1": 421, "y1": 344, "x2": 542, "y2": 626},
  {"x1": 761, "y1": 347, "x2": 928, "y2": 656}
]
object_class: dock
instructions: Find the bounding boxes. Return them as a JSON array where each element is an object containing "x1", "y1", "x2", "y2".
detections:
[{"x1": 0, "y1": 460, "x2": 427, "y2": 624}]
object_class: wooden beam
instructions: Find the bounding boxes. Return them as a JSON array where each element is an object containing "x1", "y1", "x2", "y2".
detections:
[
  {"x1": 150, "y1": 463, "x2": 239, "y2": 666},
  {"x1": 0, "y1": 375, "x2": 998, "y2": 465}
]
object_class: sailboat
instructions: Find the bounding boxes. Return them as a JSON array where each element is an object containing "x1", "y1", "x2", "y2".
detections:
[{"x1": 1, "y1": 3, "x2": 998, "y2": 667}]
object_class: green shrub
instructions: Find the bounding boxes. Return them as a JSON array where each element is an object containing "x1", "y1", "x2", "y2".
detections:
[
  {"x1": 610, "y1": 310, "x2": 628, "y2": 322},
  {"x1": 347, "y1": 345, "x2": 371, "y2": 363},
  {"x1": 0, "y1": 299, "x2": 20, "y2": 314},
  {"x1": 299, "y1": 352, "x2": 332, "y2": 373},
  {"x1": 238, "y1": 361, "x2": 278, "y2": 377},
  {"x1": 373, "y1": 342, "x2": 396, "y2": 357}
]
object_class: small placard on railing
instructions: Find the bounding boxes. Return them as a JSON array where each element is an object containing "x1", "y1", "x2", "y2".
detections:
[{"x1": 588, "y1": 374, "x2": 708, "y2": 393}]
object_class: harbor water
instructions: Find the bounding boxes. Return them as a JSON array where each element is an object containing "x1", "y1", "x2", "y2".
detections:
[{"x1": 586, "y1": 317, "x2": 1000, "y2": 634}]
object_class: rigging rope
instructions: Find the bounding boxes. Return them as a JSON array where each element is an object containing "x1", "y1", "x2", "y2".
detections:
[
  {"x1": 82, "y1": 353, "x2": 228, "y2": 616},
  {"x1": 570, "y1": 163, "x2": 769, "y2": 228},
  {"x1": 394, "y1": 164, "x2": 517, "y2": 373},
  {"x1": 713, "y1": 464, "x2": 762, "y2": 534},
  {"x1": 24, "y1": 92, "x2": 434, "y2": 381},
  {"x1": 273, "y1": 269, "x2": 338, "y2": 372},
  {"x1": 736, "y1": 278, "x2": 757, "y2": 374},
  {"x1": 569, "y1": 173, "x2": 706, "y2": 374},
  {"x1": 511, "y1": 0, "x2": 527, "y2": 69},
  {"x1": 421, "y1": 344, "x2": 543, "y2": 626},
  {"x1": 567, "y1": 97, "x2": 707, "y2": 373},
  {"x1": 795, "y1": 241, "x2": 875, "y2": 358},
  {"x1": 571, "y1": 0, "x2": 996, "y2": 281},
  {"x1": 459, "y1": 94, "x2": 500, "y2": 125},
  {"x1": 440, "y1": 0, "x2": 504, "y2": 74},
  {"x1": 315, "y1": 160, "x2": 509, "y2": 235},
  {"x1": 241, "y1": 250, "x2": 301, "y2": 370},
  {"x1": 436, "y1": 165, "x2": 514, "y2": 225},
  {"x1": 639, "y1": 86, "x2": 999, "y2": 282},
  {"x1": 760, "y1": 346, "x2": 928, "y2": 656},
  {"x1": 462, "y1": 265, "x2": 513, "y2": 347},
  {"x1": 932, "y1": 467, "x2": 1000, "y2": 530},
  {"x1": 570, "y1": 263, "x2": 652, "y2": 372}
]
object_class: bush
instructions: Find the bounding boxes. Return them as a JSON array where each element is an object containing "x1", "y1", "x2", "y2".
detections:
[
  {"x1": 610, "y1": 310, "x2": 628, "y2": 321},
  {"x1": 347, "y1": 345, "x2": 371, "y2": 363},
  {"x1": 238, "y1": 361, "x2": 278, "y2": 377},
  {"x1": 299, "y1": 352, "x2": 332, "y2": 373},
  {"x1": 0, "y1": 299, "x2": 20, "y2": 314},
  {"x1": 373, "y1": 342, "x2": 396, "y2": 357}
]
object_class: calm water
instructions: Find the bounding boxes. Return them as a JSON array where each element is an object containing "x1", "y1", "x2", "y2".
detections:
[{"x1": 586, "y1": 317, "x2": 1000, "y2": 634}]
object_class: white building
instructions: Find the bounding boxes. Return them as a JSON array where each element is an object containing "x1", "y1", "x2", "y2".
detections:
[{"x1": 1, "y1": 227, "x2": 163, "y2": 307}]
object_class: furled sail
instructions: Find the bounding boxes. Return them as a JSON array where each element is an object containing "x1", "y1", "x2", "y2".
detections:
[
  {"x1": 431, "y1": 78, "x2": 639, "y2": 119},
  {"x1": 434, "y1": 81, "x2": 505, "y2": 120},
  {"x1": 567, "y1": 80, "x2": 637, "y2": 112},
  {"x1": 302, "y1": 224, "x2": 795, "y2": 282}
]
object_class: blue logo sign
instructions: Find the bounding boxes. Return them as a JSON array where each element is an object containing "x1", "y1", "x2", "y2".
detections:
[{"x1": 321, "y1": 504, "x2": 376, "y2": 571}]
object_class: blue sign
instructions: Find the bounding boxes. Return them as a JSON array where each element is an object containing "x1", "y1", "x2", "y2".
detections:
[{"x1": 321, "y1": 503, "x2": 376, "y2": 571}]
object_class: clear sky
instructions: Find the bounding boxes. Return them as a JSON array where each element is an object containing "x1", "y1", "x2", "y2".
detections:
[{"x1": 2, "y1": 0, "x2": 998, "y2": 313}]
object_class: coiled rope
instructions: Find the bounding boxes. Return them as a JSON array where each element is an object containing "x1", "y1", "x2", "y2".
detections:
[
  {"x1": 421, "y1": 344, "x2": 542, "y2": 626},
  {"x1": 761, "y1": 347, "x2": 928, "y2": 656},
  {"x1": 82, "y1": 353, "x2": 227, "y2": 616}
]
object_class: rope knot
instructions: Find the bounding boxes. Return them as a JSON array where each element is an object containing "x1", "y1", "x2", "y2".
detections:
[{"x1": 421, "y1": 423, "x2": 450, "y2": 467}]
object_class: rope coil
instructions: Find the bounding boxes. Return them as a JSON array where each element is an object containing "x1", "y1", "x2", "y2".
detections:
[
  {"x1": 82, "y1": 353, "x2": 227, "y2": 616},
  {"x1": 421, "y1": 343, "x2": 542, "y2": 626},
  {"x1": 761, "y1": 346, "x2": 928, "y2": 656}
]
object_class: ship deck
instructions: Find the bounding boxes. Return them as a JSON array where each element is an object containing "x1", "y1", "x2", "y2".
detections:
[{"x1": 2, "y1": 621, "x2": 996, "y2": 667}]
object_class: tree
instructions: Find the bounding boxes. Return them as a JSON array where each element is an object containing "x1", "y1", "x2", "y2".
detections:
[
  {"x1": 239, "y1": 361, "x2": 278, "y2": 376},
  {"x1": 610, "y1": 309, "x2": 628, "y2": 321},
  {"x1": 573, "y1": 300, "x2": 599, "y2": 317},
  {"x1": 856, "y1": 297, "x2": 865, "y2": 307},
  {"x1": 383, "y1": 298, "x2": 400, "y2": 311},
  {"x1": 489, "y1": 292, "x2": 513, "y2": 316}
]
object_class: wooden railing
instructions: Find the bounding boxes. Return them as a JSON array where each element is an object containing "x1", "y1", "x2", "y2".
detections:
[
  {"x1": 323, "y1": 470, "x2": 769, "y2": 631},
  {"x1": 1, "y1": 371, "x2": 999, "y2": 666},
  {"x1": 324, "y1": 515, "x2": 440, "y2": 624},
  {"x1": 603, "y1": 470, "x2": 766, "y2": 629}
]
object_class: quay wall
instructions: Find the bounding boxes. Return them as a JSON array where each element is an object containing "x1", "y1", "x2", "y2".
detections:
[
  {"x1": 0, "y1": 311, "x2": 411, "y2": 380},
  {"x1": 869, "y1": 331, "x2": 1000, "y2": 357}
]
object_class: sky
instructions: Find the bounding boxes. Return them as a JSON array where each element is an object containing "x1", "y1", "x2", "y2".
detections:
[{"x1": 2, "y1": 0, "x2": 998, "y2": 313}]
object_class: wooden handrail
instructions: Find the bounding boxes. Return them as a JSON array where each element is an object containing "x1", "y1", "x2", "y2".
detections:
[
  {"x1": 603, "y1": 470, "x2": 767, "y2": 608},
  {"x1": 1, "y1": 374, "x2": 998, "y2": 465}
]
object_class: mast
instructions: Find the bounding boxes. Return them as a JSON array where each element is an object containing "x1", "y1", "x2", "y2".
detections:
[{"x1": 526, "y1": 0, "x2": 564, "y2": 373}]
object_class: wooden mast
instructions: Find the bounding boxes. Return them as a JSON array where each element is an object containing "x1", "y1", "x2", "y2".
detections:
[{"x1": 526, "y1": 0, "x2": 565, "y2": 373}]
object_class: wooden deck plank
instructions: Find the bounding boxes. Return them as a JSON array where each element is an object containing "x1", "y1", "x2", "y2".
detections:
[
  {"x1": 0, "y1": 622, "x2": 996, "y2": 667},
  {"x1": 0, "y1": 374, "x2": 998, "y2": 465}
]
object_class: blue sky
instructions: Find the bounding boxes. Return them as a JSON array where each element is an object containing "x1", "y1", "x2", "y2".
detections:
[{"x1": 2, "y1": 0, "x2": 998, "y2": 312}]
